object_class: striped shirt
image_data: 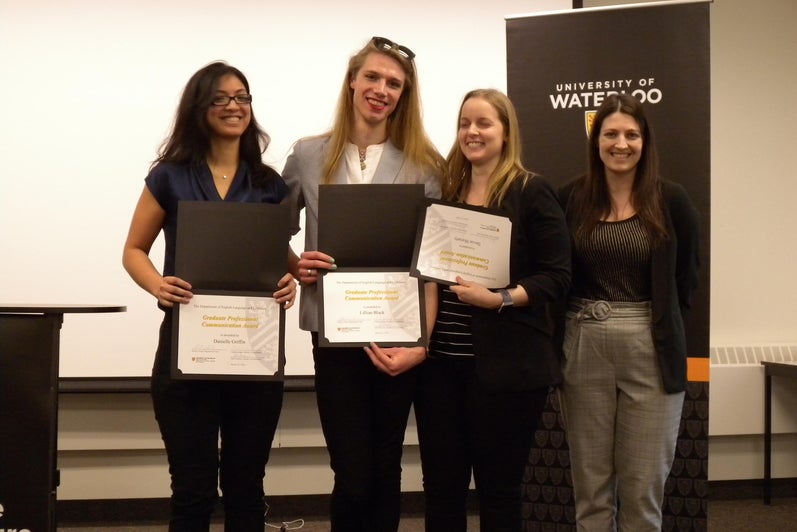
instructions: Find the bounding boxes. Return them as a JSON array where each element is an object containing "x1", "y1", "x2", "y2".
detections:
[
  {"x1": 573, "y1": 215, "x2": 652, "y2": 302},
  {"x1": 429, "y1": 286, "x2": 474, "y2": 358}
]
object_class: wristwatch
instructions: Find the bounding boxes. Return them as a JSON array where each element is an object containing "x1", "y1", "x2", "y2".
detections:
[{"x1": 496, "y1": 288, "x2": 514, "y2": 313}]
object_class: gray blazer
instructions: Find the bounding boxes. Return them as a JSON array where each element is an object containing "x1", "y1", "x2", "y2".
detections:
[{"x1": 282, "y1": 135, "x2": 442, "y2": 332}]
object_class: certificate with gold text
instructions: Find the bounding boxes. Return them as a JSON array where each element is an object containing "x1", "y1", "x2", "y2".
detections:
[
  {"x1": 411, "y1": 201, "x2": 512, "y2": 289},
  {"x1": 172, "y1": 291, "x2": 284, "y2": 380},
  {"x1": 318, "y1": 269, "x2": 426, "y2": 347}
]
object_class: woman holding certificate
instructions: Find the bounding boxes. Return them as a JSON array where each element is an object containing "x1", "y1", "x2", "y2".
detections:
[
  {"x1": 122, "y1": 62, "x2": 296, "y2": 530},
  {"x1": 412, "y1": 89, "x2": 571, "y2": 531},
  {"x1": 282, "y1": 37, "x2": 444, "y2": 531}
]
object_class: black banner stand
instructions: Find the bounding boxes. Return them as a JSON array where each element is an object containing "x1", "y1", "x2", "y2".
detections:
[{"x1": 0, "y1": 304, "x2": 125, "y2": 531}]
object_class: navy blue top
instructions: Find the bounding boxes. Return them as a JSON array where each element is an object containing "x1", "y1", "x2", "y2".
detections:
[{"x1": 145, "y1": 161, "x2": 287, "y2": 277}]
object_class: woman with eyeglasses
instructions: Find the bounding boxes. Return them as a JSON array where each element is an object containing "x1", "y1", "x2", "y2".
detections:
[
  {"x1": 122, "y1": 61, "x2": 296, "y2": 530},
  {"x1": 558, "y1": 93, "x2": 700, "y2": 531},
  {"x1": 413, "y1": 89, "x2": 571, "y2": 531},
  {"x1": 282, "y1": 36, "x2": 444, "y2": 531}
]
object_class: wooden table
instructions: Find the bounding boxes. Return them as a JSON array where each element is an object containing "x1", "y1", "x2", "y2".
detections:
[{"x1": 761, "y1": 360, "x2": 797, "y2": 505}]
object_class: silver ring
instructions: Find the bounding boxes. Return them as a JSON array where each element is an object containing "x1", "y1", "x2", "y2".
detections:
[{"x1": 307, "y1": 268, "x2": 315, "y2": 276}]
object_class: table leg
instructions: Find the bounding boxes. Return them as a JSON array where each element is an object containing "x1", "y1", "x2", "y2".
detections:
[{"x1": 764, "y1": 371, "x2": 772, "y2": 505}]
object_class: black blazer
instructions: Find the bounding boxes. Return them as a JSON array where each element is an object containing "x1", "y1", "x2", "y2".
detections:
[
  {"x1": 559, "y1": 178, "x2": 700, "y2": 393},
  {"x1": 466, "y1": 175, "x2": 571, "y2": 393}
]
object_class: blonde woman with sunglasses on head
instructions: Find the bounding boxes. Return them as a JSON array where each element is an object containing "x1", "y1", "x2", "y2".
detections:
[{"x1": 282, "y1": 37, "x2": 444, "y2": 531}]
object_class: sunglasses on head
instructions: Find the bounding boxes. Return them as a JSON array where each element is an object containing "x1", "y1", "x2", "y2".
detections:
[{"x1": 371, "y1": 36, "x2": 415, "y2": 61}]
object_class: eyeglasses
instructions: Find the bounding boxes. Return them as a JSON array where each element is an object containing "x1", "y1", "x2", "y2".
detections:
[
  {"x1": 211, "y1": 94, "x2": 253, "y2": 106},
  {"x1": 371, "y1": 36, "x2": 415, "y2": 61}
]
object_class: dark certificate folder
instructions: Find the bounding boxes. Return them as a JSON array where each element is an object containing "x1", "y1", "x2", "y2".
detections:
[
  {"x1": 174, "y1": 201, "x2": 290, "y2": 291},
  {"x1": 317, "y1": 184, "x2": 426, "y2": 267},
  {"x1": 171, "y1": 201, "x2": 290, "y2": 381}
]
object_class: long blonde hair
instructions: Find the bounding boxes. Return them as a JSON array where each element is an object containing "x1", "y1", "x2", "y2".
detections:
[
  {"x1": 444, "y1": 89, "x2": 532, "y2": 206},
  {"x1": 320, "y1": 37, "x2": 444, "y2": 183}
]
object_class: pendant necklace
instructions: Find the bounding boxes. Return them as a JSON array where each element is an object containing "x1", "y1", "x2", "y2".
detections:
[
  {"x1": 358, "y1": 148, "x2": 367, "y2": 171},
  {"x1": 210, "y1": 162, "x2": 230, "y2": 180}
]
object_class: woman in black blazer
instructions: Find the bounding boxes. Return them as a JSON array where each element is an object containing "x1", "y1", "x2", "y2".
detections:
[
  {"x1": 407, "y1": 89, "x2": 571, "y2": 531},
  {"x1": 558, "y1": 93, "x2": 700, "y2": 531}
]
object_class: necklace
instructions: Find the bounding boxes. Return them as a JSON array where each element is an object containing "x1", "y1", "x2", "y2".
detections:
[
  {"x1": 358, "y1": 149, "x2": 367, "y2": 171},
  {"x1": 209, "y1": 162, "x2": 233, "y2": 180}
]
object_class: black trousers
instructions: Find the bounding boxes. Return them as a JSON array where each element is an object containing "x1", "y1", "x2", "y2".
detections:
[
  {"x1": 415, "y1": 356, "x2": 549, "y2": 532},
  {"x1": 311, "y1": 333, "x2": 418, "y2": 532},
  {"x1": 151, "y1": 318, "x2": 284, "y2": 531}
]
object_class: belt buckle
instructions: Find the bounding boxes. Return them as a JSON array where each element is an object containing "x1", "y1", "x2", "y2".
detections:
[{"x1": 590, "y1": 301, "x2": 611, "y2": 321}]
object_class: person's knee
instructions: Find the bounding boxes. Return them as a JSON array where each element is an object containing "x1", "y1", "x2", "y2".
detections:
[
  {"x1": 171, "y1": 477, "x2": 217, "y2": 518},
  {"x1": 220, "y1": 466, "x2": 266, "y2": 506},
  {"x1": 331, "y1": 483, "x2": 375, "y2": 513}
]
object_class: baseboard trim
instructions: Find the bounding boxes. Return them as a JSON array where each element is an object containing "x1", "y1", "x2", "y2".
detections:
[{"x1": 709, "y1": 478, "x2": 797, "y2": 500}]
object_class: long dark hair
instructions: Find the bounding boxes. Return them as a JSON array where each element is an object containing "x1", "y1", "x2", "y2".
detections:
[
  {"x1": 152, "y1": 61, "x2": 273, "y2": 183},
  {"x1": 567, "y1": 92, "x2": 668, "y2": 245}
]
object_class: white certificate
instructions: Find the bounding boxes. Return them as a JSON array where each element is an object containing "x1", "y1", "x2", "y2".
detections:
[
  {"x1": 411, "y1": 201, "x2": 512, "y2": 289},
  {"x1": 318, "y1": 269, "x2": 426, "y2": 347},
  {"x1": 172, "y1": 292, "x2": 284, "y2": 380}
]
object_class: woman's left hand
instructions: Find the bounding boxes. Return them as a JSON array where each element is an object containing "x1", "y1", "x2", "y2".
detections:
[
  {"x1": 364, "y1": 343, "x2": 427, "y2": 377},
  {"x1": 274, "y1": 273, "x2": 298, "y2": 309},
  {"x1": 449, "y1": 276, "x2": 502, "y2": 310}
]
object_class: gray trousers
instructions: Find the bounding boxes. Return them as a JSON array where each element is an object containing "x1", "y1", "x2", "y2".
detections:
[{"x1": 559, "y1": 299, "x2": 684, "y2": 532}]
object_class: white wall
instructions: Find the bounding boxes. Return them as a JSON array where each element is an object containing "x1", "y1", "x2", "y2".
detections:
[
  {"x1": 706, "y1": 0, "x2": 797, "y2": 481},
  {"x1": 9, "y1": 0, "x2": 797, "y2": 502},
  {"x1": 708, "y1": 0, "x2": 797, "y2": 345},
  {"x1": 7, "y1": 0, "x2": 794, "y2": 371},
  {"x1": 57, "y1": 391, "x2": 393, "y2": 499},
  {"x1": 0, "y1": 0, "x2": 570, "y2": 378}
]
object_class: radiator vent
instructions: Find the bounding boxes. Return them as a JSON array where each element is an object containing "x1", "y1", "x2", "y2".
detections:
[{"x1": 710, "y1": 345, "x2": 797, "y2": 365}]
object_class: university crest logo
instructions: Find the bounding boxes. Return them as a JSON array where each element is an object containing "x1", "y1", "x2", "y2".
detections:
[{"x1": 585, "y1": 110, "x2": 596, "y2": 137}]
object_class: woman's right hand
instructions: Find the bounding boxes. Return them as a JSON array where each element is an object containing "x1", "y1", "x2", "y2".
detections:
[
  {"x1": 155, "y1": 276, "x2": 193, "y2": 307},
  {"x1": 295, "y1": 250, "x2": 336, "y2": 286}
]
